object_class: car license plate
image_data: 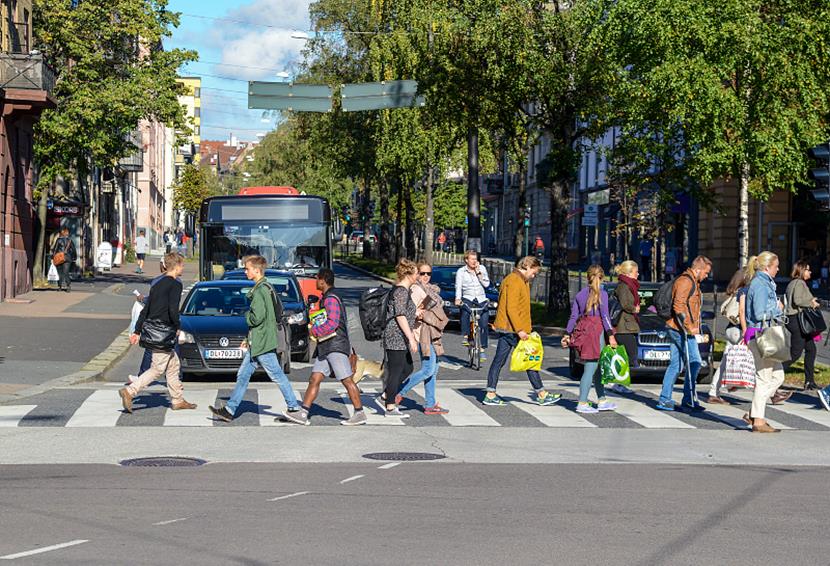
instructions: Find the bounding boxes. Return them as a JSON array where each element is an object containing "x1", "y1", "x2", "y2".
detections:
[
  {"x1": 205, "y1": 349, "x2": 243, "y2": 360},
  {"x1": 644, "y1": 350, "x2": 671, "y2": 361}
]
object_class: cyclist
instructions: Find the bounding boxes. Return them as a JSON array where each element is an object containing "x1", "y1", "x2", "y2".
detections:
[{"x1": 455, "y1": 250, "x2": 490, "y2": 361}]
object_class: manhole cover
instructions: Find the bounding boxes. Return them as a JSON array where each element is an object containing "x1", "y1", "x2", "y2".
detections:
[
  {"x1": 119, "y1": 457, "x2": 207, "y2": 467},
  {"x1": 362, "y1": 452, "x2": 446, "y2": 462}
]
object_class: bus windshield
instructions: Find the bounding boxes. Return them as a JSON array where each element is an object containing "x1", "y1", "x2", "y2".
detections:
[{"x1": 203, "y1": 223, "x2": 329, "y2": 279}]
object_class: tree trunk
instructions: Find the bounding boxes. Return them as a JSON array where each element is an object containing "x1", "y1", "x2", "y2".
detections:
[
  {"x1": 423, "y1": 168, "x2": 435, "y2": 265},
  {"x1": 738, "y1": 161, "x2": 750, "y2": 268},
  {"x1": 546, "y1": 177, "x2": 571, "y2": 316},
  {"x1": 33, "y1": 182, "x2": 49, "y2": 280},
  {"x1": 513, "y1": 163, "x2": 527, "y2": 259},
  {"x1": 394, "y1": 177, "x2": 404, "y2": 263},
  {"x1": 379, "y1": 178, "x2": 393, "y2": 264},
  {"x1": 404, "y1": 182, "x2": 415, "y2": 259},
  {"x1": 361, "y1": 177, "x2": 371, "y2": 258}
]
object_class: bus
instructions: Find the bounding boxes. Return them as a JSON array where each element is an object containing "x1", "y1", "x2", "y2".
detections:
[{"x1": 198, "y1": 189, "x2": 332, "y2": 298}]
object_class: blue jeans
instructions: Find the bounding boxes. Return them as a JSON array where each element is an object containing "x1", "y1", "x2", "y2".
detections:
[
  {"x1": 461, "y1": 299, "x2": 489, "y2": 348},
  {"x1": 226, "y1": 350, "x2": 299, "y2": 415},
  {"x1": 579, "y1": 333, "x2": 606, "y2": 403},
  {"x1": 487, "y1": 332, "x2": 544, "y2": 393},
  {"x1": 659, "y1": 328, "x2": 701, "y2": 406},
  {"x1": 398, "y1": 344, "x2": 438, "y2": 407}
]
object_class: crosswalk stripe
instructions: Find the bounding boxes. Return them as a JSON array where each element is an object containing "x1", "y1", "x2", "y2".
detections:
[
  {"x1": 727, "y1": 389, "x2": 830, "y2": 428},
  {"x1": 66, "y1": 390, "x2": 123, "y2": 427},
  {"x1": 258, "y1": 388, "x2": 303, "y2": 427},
  {"x1": 509, "y1": 397, "x2": 597, "y2": 428},
  {"x1": 606, "y1": 394, "x2": 695, "y2": 429},
  {"x1": 703, "y1": 397, "x2": 791, "y2": 430},
  {"x1": 433, "y1": 386, "x2": 500, "y2": 426},
  {"x1": 163, "y1": 390, "x2": 218, "y2": 426},
  {"x1": 345, "y1": 387, "x2": 405, "y2": 425},
  {"x1": 0, "y1": 405, "x2": 36, "y2": 427}
]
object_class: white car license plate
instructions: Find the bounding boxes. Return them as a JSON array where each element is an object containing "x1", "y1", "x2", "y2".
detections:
[
  {"x1": 205, "y1": 349, "x2": 243, "y2": 360},
  {"x1": 644, "y1": 350, "x2": 671, "y2": 361}
]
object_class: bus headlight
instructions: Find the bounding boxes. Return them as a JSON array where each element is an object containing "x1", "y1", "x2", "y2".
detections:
[{"x1": 178, "y1": 331, "x2": 195, "y2": 344}]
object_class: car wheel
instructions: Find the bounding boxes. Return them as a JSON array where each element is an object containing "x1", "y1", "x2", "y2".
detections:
[{"x1": 568, "y1": 348, "x2": 584, "y2": 379}]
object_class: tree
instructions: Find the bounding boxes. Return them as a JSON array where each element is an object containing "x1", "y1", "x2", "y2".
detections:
[{"x1": 173, "y1": 164, "x2": 211, "y2": 216}]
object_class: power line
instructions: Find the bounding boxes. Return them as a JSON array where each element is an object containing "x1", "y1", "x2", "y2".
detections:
[
  {"x1": 201, "y1": 123, "x2": 276, "y2": 132},
  {"x1": 199, "y1": 86, "x2": 248, "y2": 95},
  {"x1": 183, "y1": 60, "x2": 291, "y2": 73}
]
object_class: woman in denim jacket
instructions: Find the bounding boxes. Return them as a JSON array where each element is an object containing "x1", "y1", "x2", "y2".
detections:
[{"x1": 744, "y1": 252, "x2": 785, "y2": 433}]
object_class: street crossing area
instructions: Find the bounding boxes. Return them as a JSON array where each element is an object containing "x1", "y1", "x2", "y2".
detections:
[{"x1": 2, "y1": 382, "x2": 829, "y2": 431}]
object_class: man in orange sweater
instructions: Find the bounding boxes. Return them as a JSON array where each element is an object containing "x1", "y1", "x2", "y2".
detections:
[{"x1": 484, "y1": 256, "x2": 561, "y2": 406}]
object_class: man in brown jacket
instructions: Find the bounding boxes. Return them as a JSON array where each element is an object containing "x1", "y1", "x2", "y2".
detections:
[
  {"x1": 484, "y1": 256, "x2": 561, "y2": 406},
  {"x1": 657, "y1": 256, "x2": 712, "y2": 412}
]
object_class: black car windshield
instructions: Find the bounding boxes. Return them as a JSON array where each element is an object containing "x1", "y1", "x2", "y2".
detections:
[
  {"x1": 183, "y1": 286, "x2": 252, "y2": 316},
  {"x1": 431, "y1": 267, "x2": 457, "y2": 288},
  {"x1": 222, "y1": 273, "x2": 301, "y2": 302}
]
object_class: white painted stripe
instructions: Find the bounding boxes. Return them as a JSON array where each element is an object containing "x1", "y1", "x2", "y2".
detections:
[
  {"x1": 290, "y1": 362, "x2": 314, "y2": 370},
  {"x1": 0, "y1": 406, "x2": 36, "y2": 427},
  {"x1": 433, "y1": 387, "x2": 500, "y2": 426},
  {"x1": 378, "y1": 462, "x2": 401, "y2": 470},
  {"x1": 606, "y1": 394, "x2": 695, "y2": 429},
  {"x1": 153, "y1": 518, "x2": 188, "y2": 526},
  {"x1": 702, "y1": 397, "x2": 791, "y2": 430},
  {"x1": 509, "y1": 397, "x2": 597, "y2": 428},
  {"x1": 729, "y1": 389, "x2": 830, "y2": 428},
  {"x1": 269, "y1": 491, "x2": 310, "y2": 502},
  {"x1": 66, "y1": 390, "x2": 123, "y2": 427},
  {"x1": 0, "y1": 540, "x2": 88, "y2": 560},
  {"x1": 340, "y1": 475, "x2": 364, "y2": 484},
  {"x1": 438, "y1": 361, "x2": 462, "y2": 371},
  {"x1": 163, "y1": 390, "x2": 217, "y2": 426},
  {"x1": 343, "y1": 387, "x2": 405, "y2": 425},
  {"x1": 258, "y1": 388, "x2": 303, "y2": 427}
]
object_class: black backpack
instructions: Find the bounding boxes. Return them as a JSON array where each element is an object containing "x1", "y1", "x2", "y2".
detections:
[
  {"x1": 653, "y1": 273, "x2": 693, "y2": 321},
  {"x1": 608, "y1": 294, "x2": 623, "y2": 327},
  {"x1": 359, "y1": 286, "x2": 392, "y2": 342}
]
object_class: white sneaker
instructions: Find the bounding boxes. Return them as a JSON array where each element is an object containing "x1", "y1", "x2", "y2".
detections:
[
  {"x1": 385, "y1": 407, "x2": 410, "y2": 419},
  {"x1": 609, "y1": 384, "x2": 633, "y2": 395},
  {"x1": 576, "y1": 403, "x2": 599, "y2": 414}
]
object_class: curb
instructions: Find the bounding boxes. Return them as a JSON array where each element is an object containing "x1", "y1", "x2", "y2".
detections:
[
  {"x1": 337, "y1": 260, "x2": 568, "y2": 338},
  {"x1": 0, "y1": 328, "x2": 133, "y2": 403}
]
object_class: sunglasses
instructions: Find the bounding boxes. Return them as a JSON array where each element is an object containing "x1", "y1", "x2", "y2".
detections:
[{"x1": 420, "y1": 271, "x2": 432, "y2": 276}]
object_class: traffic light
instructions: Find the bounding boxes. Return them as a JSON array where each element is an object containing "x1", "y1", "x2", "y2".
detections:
[{"x1": 808, "y1": 142, "x2": 830, "y2": 209}]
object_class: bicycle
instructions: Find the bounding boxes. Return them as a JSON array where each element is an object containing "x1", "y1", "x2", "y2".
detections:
[{"x1": 464, "y1": 304, "x2": 487, "y2": 371}]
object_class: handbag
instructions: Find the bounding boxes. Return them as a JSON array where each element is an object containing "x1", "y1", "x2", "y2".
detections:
[
  {"x1": 755, "y1": 317, "x2": 791, "y2": 362},
  {"x1": 720, "y1": 343, "x2": 756, "y2": 389},
  {"x1": 52, "y1": 251, "x2": 66, "y2": 266},
  {"x1": 720, "y1": 295, "x2": 740, "y2": 326},
  {"x1": 139, "y1": 318, "x2": 177, "y2": 351},
  {"x1": 797, "y1": 307, "x2": 826, "y2": 337}
]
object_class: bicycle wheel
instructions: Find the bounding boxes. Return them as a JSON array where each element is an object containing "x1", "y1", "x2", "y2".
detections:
[{"x1": 473, "y1": 323, "x2": 482, "y2": 371}]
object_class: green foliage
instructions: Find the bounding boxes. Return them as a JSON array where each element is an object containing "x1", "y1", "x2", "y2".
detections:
[
  {"x1": 33, "y1": 0, "x2": 197, "y2": 186},
  {"x1": 173, "y1": 164, "x2": 211, "y2": 215}
]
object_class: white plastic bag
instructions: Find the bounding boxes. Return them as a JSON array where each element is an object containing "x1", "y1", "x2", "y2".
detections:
[{"x1": 47, "y1": 263, "x2": 59, "y2": 282}]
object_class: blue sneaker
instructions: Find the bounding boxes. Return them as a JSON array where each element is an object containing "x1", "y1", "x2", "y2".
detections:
[
  {"x1": 536, "y1": 392, "x2": 561, "y2": 406},
  {"x1": 818, "y1": 388, "x2": 830, "y2": 412},
  {"x1": 482, "y1": 395, "x2": 507, "y2": 406},
  {"x1": 656, "y1": 400, "x2": 675, "y2": 411}
]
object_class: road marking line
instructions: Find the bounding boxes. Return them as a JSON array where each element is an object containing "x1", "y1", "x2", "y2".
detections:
[
  {"x1": 438, "y1": 361, "x2": 462, "y2": 371},
  {"x1": 164, "y1": 390, "x2": 217, "y2": 426},
  {"x1": 340, "y1": 475, "x2": 364, "y2": 484},
  {"x1": 433, "y1": 386, "x2": 500, "y2": 426},
  {"x1": 66, "y1": 390, "x2": 122, "y2": 427},
  {"x1": 268, "y1": 491, "x2": 310, "y2": 502},
  {"x1": 153, "y1": 518, "x2": 188, "y2": 526},
  {"x1": 605, "y1": 394, "x2": 695, "y2": 429},
  {"x1": 258, "y1": 389, "x2": 303, "y2": 427},
  {"x1": 345, "y1": 387, "x2": 405, "y2": 425},
  {"x1": 701, "y1": 396, "x2": 791, "y2": 430},
  {"x1": 0, "y1": 406, "x2": 36, "y2": 427},
  {"x1": 728, "y1": 389, "x2": 830, "y2": 428},
  {"x1": 0, "y1": 540, "x2": 89, "y2": 560},
  {"x1": 378, "y1": 462, "x2": 400, "y2": 470},
  {"x1": 507, "y1": 396, "x2": 597, "y2": 428}
]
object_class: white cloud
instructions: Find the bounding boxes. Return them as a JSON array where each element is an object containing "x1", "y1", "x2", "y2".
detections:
[{"x1": 227, "y1": 0, "x2": 312, "y2": 31}]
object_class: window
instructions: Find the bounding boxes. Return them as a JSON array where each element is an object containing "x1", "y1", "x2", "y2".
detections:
[
  {"x1": 193, "y1": 87, "x2": 201, "y2": 98},
  {"x1": 194, "y1": 107, "x2": 200, "y2": 118}
]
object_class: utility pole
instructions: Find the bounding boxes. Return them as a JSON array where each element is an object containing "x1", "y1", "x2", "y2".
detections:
[
  {"x1": 467, "y1": 127, "x2": 481, "y2": 252},
  {"x1": 524, "y1": 205, "x2": 531, "y2": 257}
]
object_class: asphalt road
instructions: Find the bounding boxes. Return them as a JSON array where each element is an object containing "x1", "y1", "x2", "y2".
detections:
[{"x1": 0, "y1": 462, "x2": 827, "y2": 565}]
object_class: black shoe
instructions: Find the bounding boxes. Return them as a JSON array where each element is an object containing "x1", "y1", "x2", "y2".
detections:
[
  {"x1": 209, "y1": 405, "x2": 233, "y2": 422},
  {"x1": 805, "y1": 382, "x2": 818, "y2": 391},
  {"x1": 681, "y1": 403, "x2": 706, "y2": 412}
]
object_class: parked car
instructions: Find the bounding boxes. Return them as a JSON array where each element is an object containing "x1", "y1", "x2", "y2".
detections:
[
  {"x1": 221, "y1": 269, "x2": 311, "y2": 362},
  {"x1": 349, "y1": 230, "x2": 364, "y2": 243},
  {"x1": 178, "y1": 280, "x2": 293, "y2": 378},
  {"x1": 429, "y1": 265, "x2": 499, "y2": 324},
  {"x1": 568, "y1": 282, "x2": 714, "y2": 383}
]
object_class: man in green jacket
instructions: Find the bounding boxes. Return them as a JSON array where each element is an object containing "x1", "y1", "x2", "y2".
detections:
[{"x1": 209, "y1": 255, "x2": 301, "y2": 422}]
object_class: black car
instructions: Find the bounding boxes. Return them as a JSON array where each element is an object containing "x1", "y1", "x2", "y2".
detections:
[
  {"x1": 430, "y1": 265, "x2": 499, "y2": 324},
  {"x1": 178, "y1": 280, "x2": 293, "y2": 378},
  {"x1": 568, "y1": 282, "x2": 714, "y2": 383},
  {"x1": 221, "y1": 269, "x2": 311, "y2": 362}
]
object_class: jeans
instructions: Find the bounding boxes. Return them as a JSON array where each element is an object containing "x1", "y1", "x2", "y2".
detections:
[
  {"x1": 579, "y1": 333, "x2": 606, "y2": 403},
  {"x1": 58, "y1": 262, "x2": 71, "y2": 289},
  {"x1": 461, "y1": 299, "x2": 489, "y2": 348},
  {"x1": 659, "y1": 328, "x2": 701, "y2": 405},
  {"x1": 487, "y1": 332, "x2": 544, "y2": 392},
  {"x1": 398, "y1": 344, "x2": 438, "y2": 407},
  {"x1": 226, "y1": 350, "x2": 298, "y2": 415}
]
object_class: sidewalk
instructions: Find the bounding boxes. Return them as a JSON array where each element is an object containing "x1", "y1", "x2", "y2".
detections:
[{"x1": 0, "y1": 255, "x2": 199, "y2": 399}]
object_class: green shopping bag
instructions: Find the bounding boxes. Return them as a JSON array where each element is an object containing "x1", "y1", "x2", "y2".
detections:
[{"x1": 599, "y1": 345, "x2": 631, "y2": 386}]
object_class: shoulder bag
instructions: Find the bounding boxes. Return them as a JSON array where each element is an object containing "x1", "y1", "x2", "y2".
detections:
[
  {"x1": 797, "y1": 307, "x2": 826, "y2": 337},
  {"x1": 139, "y1": 318, "x2": 177, "y2": 351},
  {"x1": 755, "y1": 315, "x2": 791, "y2": 362}
]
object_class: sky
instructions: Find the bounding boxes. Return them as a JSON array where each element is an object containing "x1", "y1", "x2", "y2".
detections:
[{"x1": 165, "y1": 0, "x2": 313, "y2": 143}]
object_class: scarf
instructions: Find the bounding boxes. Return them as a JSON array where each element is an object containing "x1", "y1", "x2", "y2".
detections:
[{"x1": 618, "y1": 274, "x2": 640, "y2": 308}]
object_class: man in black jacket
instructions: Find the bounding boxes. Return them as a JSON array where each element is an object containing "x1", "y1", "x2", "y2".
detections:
[
  {"x1": 51, "y1": 227, "x2": 76, "y2": 292},
  {"x1": 119, "y1": 252, "x2": 196, "y2": 413}
]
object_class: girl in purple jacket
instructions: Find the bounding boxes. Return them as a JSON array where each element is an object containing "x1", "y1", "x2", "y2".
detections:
[{"x1": 561, "y1": 265, "x2": 619, "y2": 414}]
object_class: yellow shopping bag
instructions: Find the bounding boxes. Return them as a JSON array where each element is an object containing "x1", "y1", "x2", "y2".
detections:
[{"x1": 510, "y1": 332, "x2": 544, "y2": 372}]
